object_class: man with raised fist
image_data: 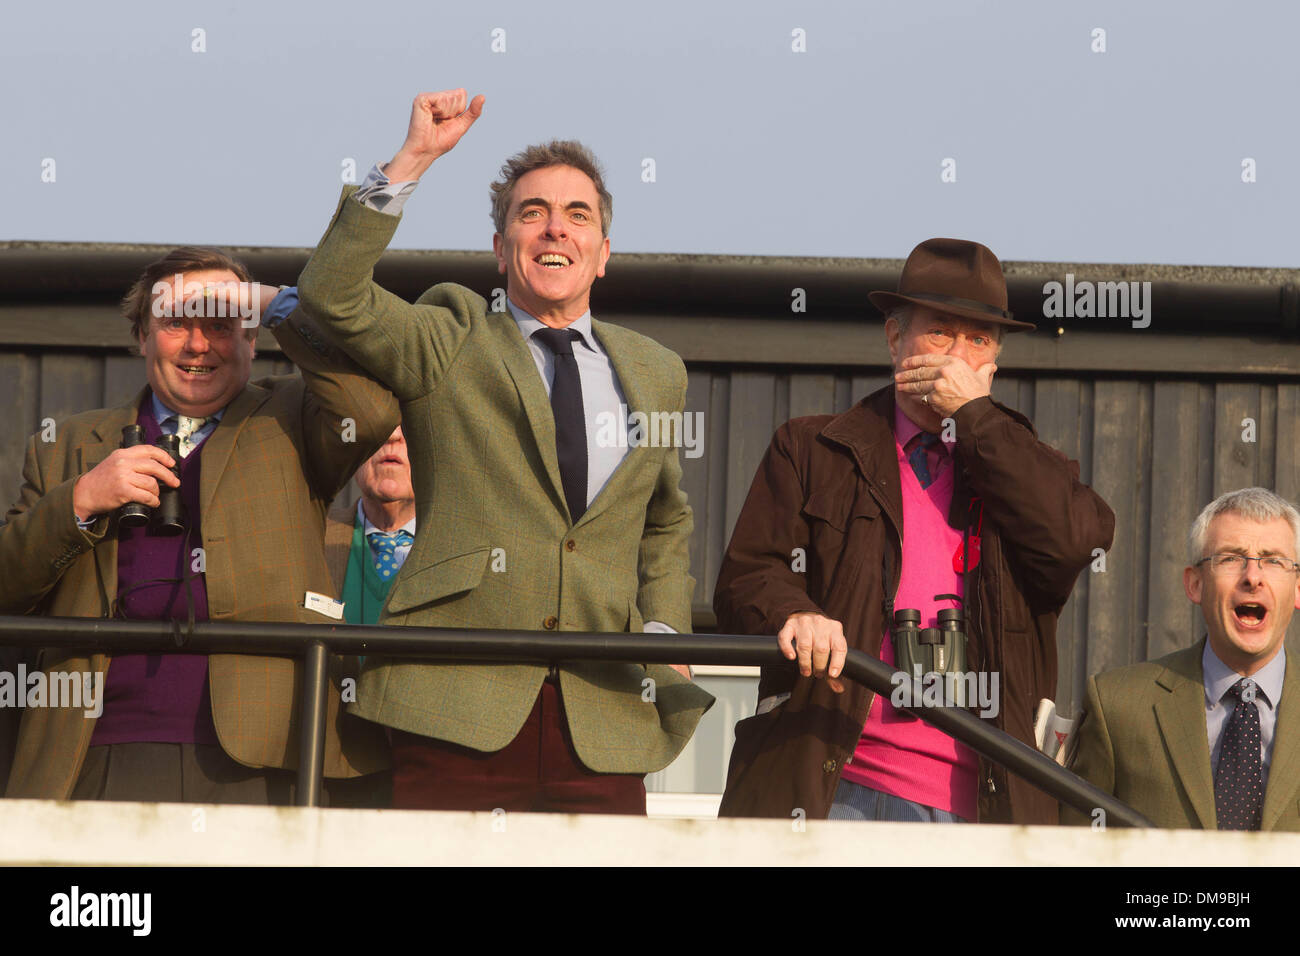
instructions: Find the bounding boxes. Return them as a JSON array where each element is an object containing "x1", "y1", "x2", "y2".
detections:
[
  {"x1": 291, "y1": 89, "x2": 712, "y2": 814},
  {"x1": 1, "y1": 246, "x2": 397, "y2": 803},
  {"x1": 713, "y1": 238, "x2": 1114, "y2": 825}
]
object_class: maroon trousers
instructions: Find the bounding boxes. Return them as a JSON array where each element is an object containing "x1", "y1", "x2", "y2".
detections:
[{"x1": 390, "y1": 679, "x2": 646, "y2": 815}]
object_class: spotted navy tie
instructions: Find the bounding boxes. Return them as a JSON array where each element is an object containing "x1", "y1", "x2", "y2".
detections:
[{"x1": 1215, "y1": 678, "x2": 1264, "y2": 831}]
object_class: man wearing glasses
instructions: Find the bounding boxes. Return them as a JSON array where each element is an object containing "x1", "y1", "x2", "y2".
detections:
[{"x1": 1064, "y1": 487, "x2": 1300, "y2": 830}]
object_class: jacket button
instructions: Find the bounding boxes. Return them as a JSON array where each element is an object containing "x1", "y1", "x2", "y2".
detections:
[
  {"x1": 822, "y1": 759, "x2": 838, "y2": 774},
  {"x1": 565, "y1": 540, "x2": 576, "y2": 552},
  {"x1": 543, "y1": 616, "x2": 558, "y2": 630}
]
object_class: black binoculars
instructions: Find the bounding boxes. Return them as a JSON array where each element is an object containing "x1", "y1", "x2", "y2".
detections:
[
  {"x1": 118, "y1": 425, "x2": 184, "y2": 535},
  {"x1": 891, "y1": 607, "x2": 969, "y2": 706}
]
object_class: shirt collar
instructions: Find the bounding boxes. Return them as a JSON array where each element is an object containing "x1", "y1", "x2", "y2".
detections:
[
  {"x1": 894, "y1": 403, "x2": 946, "y2": 455},
  {"x1": 1203, "y1": 638, "x2": 1285, "y2": 712},
  {"x1": 150, "y1": 392, "x2": 226, "y2": 426},
  {"x1": 356, "y1": 498, "x2": 416, "y2": 538},
  {"x1": 507, "y1": 299, "x2": 598, "y2": 353},
  {"x1": 893, "y1": 404, "x2": 922, "y2": 449}
]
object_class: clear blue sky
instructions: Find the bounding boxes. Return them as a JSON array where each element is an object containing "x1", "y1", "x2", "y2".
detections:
[{"x1": 3, "y1": 0, "x2": 1295, "y2": 266}]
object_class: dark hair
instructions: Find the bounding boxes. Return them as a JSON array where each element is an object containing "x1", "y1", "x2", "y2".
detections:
[
  {"x1": 121, "y1": 246, "x2": 254, "y2": 345},
  {"x1": 489, "y1": 140, "x2": 612, "y2": 236}
]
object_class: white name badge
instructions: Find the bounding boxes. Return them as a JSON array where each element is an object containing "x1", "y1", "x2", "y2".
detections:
[{"x1": 303, "y1": 591, "x2": 344, "y2": 620}]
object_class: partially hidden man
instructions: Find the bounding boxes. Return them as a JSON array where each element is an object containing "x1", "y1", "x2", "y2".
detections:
[
  {"x1": 1, "y1": 247, "x2": 398, "y2": 803},
  {"x1": 292, "y1": 89, "x2": 713, "y2": 813},
  {"x1": 714, "y1": 238, "x2": 1115, "y2": 824},
  {"x1": 1064, "y1": 488, "x2": 1300, "y2": 830},
  {"x1": 324, "y1": 426, "x2": 417, "y2": 627}
]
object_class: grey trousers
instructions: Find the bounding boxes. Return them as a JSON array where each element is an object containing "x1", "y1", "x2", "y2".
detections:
[{"x1": 71, "y1": 742, "x2": 390, "y2": 808}]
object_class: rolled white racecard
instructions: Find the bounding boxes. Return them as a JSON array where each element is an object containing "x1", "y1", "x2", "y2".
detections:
[{"x1": 1033, "y1": 698, "x2": 1076, "y2": 765}]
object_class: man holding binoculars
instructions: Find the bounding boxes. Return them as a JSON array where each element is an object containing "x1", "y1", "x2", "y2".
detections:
[
  {"x1": 1, "y1": 246, "x2": 398, "y2": 804},
  {"x1": 713, "y1": 238, "x2": 1115, "y2": 825}
]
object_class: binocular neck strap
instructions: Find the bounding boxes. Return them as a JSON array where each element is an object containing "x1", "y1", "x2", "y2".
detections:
[
  {"x1": 110, "y1": 525, "x2": 200, "y2": 642},
  {"x1": 960, "y1": 496, "x2": 982, "y2": 611},
  {"x1": 882, "y1": 547, "x2": 895, "y2": 627}
]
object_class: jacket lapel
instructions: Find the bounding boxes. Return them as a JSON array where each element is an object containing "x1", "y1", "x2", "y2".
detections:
[
  {"x1": 197, "y1": 383, "x2": 271, "y2": 519},
  {"x1": 493, "y1": 312, "x2": 569, "y2": 516},
  {"x1": 1152, "y1": 643, "x2": 1217, "y2": 829},
  {"x1": 1262, "y1": 648, "x2": 1300, "y2": 830},
  {"x1": 78, "y1": 391, "x2": 148, "y2": 610},
  {"x1": 323, "y1": 496, "x2": 356, "y2": 596}
]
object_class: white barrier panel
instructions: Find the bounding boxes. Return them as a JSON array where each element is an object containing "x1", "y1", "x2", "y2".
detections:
[
  {"x1": 647, "y1": 792, "x2": 723, "y2": 819},
  {"x1": 0, "y1": 799, "x2": 1296, "y2": 866}
]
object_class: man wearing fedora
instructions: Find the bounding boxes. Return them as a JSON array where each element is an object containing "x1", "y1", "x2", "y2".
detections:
[{"x1": 714, "y1": 238, "x2": 1115, "y2": 824}]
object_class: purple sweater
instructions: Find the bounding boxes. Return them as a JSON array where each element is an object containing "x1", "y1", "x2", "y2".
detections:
[{"x1": 89, "y1": 397, "x2": 219, "y2": 747}]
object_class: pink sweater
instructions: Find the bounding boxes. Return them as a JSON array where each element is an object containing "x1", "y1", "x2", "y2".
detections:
[{"x1": 838, "y1": 408, "x2": 979, "y2": 820}]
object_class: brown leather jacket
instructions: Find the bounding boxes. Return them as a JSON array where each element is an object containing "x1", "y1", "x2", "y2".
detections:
[{"x1": 714, "y1": 387, "x2": 1115, "y2": 823}]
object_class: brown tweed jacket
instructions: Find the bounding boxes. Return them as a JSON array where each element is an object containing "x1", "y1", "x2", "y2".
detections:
[
  {"x1": 324, "y1": 495, "x2": 356, "y2": 595},
  {"x1": 1, "y1": 309, "x2": 399, "y2": 799}
]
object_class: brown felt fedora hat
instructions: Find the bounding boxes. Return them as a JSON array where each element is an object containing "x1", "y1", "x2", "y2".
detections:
[{"x1": 868, "y1": 237, "x2": 1036, "y2": 332}]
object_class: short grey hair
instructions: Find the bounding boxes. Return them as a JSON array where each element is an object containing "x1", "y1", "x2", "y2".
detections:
[
  {"x1": 1188, "y1": 487, "x2": 1300, "y2": 565},
  {"x1": 888, "y1": 305, "x2": 914, "y2": 334},
  {"x1": 489, "y1": 140, "x2": 613, "y2": 237}
]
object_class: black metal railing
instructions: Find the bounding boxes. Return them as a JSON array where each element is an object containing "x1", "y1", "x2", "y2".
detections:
[{"x1": 0, "y1": 615, "x2": 1151, "y2": 827}]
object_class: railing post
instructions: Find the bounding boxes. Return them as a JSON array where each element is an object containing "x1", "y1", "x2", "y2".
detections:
[{"x1": 295, "y1": 640, "x2": 328, "y2": 808}]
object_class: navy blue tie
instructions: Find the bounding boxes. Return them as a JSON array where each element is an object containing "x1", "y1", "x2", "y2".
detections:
[
  {"x1": 532, "y1": 328, "x2": 588, "y2": 524},
  {"x1": 906, "y1": 432, "x2": 944, "y2": 489},
  {"x1": 1215, "y1": 678, "x2": 1264, "y2": 831}
]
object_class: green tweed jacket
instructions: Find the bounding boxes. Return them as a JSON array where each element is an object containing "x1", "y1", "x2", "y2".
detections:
[
  {"x1": 1062, "y1": 640, "x2": 1300, "y2": 830},
  {"x1": 1, "y1": 310, "x2": 399, "y2": 799},
  {"x1": 297, "y1": 187, "x2": 713, "y2": 774}
]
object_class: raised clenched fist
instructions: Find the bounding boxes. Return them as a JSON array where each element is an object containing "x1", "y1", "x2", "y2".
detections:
[{"x1": 385, "y1": 89, "x2": 486, "y2": 182}]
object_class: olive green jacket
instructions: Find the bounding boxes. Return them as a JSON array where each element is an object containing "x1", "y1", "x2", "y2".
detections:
[
  {"x1": 1063, "y1": 640, "x2": 1300, "y2": 830},
  {"x1": 297, "y1": 188, "x2": 712, "y2": 774}
]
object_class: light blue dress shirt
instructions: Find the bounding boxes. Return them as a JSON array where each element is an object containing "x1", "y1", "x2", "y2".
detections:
[
  {"x1": 506, "y1": 301, "x2": 632, "y2": 508},
  {"x1": 1203, "y1": 639, "x2": 1284, "y2": 789}
]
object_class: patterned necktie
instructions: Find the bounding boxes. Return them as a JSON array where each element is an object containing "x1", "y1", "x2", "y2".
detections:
[
  {"x1": 369, "y1": 530, "x2": 414, "y2": 579},
  {"x1": 174, "y1": 415, "x2": 212, "y2": 459},
  {"x1": 1215, "y1": 678, "x2": 1264, "y2": 831},
  {"x1": 532, "y1": 327, "x2": 588, "y2": 523},
  {"x1": 905, "y1": 432, "x2": 945, "y2": 489}
]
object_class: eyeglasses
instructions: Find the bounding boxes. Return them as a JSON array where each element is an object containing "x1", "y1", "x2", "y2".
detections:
[{"x1": 1195, "y1": 553, "x2": 1300, "y2": 575}]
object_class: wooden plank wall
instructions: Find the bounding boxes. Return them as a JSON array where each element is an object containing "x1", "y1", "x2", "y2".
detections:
[{"x1": 1, "y1": 348, "x2": 1297, "y2": 718}]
